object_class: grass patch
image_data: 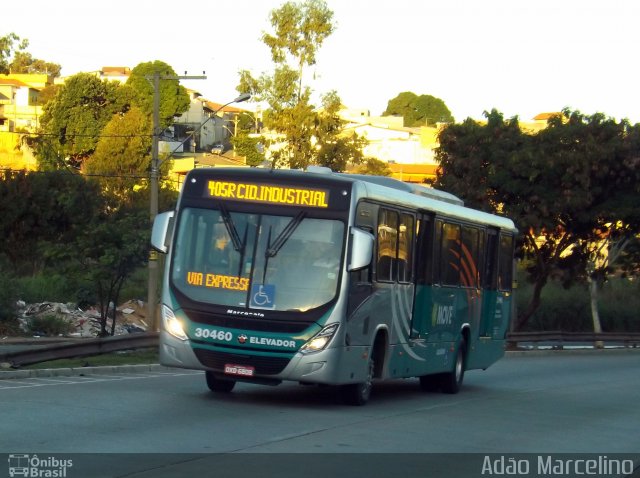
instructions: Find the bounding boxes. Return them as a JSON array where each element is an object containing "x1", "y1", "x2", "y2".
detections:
[{"x1": 23, "y1": 348, "x2": 159, "y2": 369}]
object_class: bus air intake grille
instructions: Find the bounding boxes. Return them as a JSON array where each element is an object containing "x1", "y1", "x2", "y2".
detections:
[{"x1": 193, "y1": 348, "x2": 290, "y2": 375}]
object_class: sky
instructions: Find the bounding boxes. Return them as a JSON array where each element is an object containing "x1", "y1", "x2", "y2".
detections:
[{"x1": 8, "y1": 0, "x2": 640, "y2": 123}]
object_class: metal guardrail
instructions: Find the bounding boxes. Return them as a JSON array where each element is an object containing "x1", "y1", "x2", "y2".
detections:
[
  {"x1": 0, "y1": 332, "x2": 159, "y2": 368},
  {"x1": 2, "y1": 330, "x2": 638, "y2": 368},
  {"x1": 507, "y1": 331, "x2": 640, "y2": 349}
]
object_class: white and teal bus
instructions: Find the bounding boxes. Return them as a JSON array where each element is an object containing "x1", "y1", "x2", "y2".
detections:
[{"x1": 151, "y1": 166, "x2": 517, "y2": 405}]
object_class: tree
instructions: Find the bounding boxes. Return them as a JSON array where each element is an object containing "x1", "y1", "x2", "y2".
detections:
[
  {"x1": 9, "y1": 50, "x2": 61, "y2": 77},
  {"x1": 38, "y1": 73, "x2": 130, "y2": 169},
  {"x1": 262, "y1": 0, "x2": 335, "y2": 101},
  {"x1": 0, "y1": 33, "x2": 61, "y2": 76},
  {"x1": 126, "y1": 60, "x2": 190, "y2": 129},
  {"x1": 314, "y1": 91, "x2": 367, "y2": 172},
  {"x1": 71, "y1": 206, "x2": 150, "y2": 336},
  {"x1": 0, "y1": 33, "x2": 27, "y2": 74},
  {"x1": 0, "y1": 170, "x2": 100, "y2": 275},
  {"x1": 84, "y1": 106, "x2": 153, "y2": 205},
  {"x1": 384, "y1": 91, "x2": 454, "y2": 126},
  {"x1": 434, "y1": 109, "x2": 640, "y2": 331},
  {"x1": 237, "y1": 0, "x2": 365, "y2": 170},
  {"x1": 36, "y1": 83, "x2": 61, "y2": 106},
  {"x1": 231, "y1": 134, "x2": 266, "y2": 167},
  {"x1": 539, "y1": 112, "x2": 640, "y2": 339}
]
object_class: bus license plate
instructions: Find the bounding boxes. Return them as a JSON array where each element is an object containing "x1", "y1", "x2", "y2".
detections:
[{"x1": 224, "y1": 364, "x2": 255, "y2": 377}]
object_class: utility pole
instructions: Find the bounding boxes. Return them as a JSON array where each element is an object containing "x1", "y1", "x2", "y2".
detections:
[{"x1": 146, "y1": 71, "x2": 206, "y2": 331}]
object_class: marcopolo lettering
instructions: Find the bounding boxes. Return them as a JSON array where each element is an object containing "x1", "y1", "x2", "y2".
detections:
[{"x1": 206, "y1": 180, "x2": 329, "y2": 208}]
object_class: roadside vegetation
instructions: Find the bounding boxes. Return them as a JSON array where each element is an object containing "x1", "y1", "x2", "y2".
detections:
[{"x1": 516, "y1": 272, "x2": 640, "y2": 332}]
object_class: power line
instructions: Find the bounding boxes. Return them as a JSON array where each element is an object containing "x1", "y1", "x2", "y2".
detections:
[
  {"x1": 0, "y1": 130, "x2": 153, "y2": 139},
  {"x1": 0, "y1": 167, "x2": 181, "y2": 183}
]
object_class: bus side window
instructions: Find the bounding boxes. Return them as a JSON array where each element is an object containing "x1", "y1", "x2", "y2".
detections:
[
  {"x1": 461, "y1": 225, "x2": 481, "y2": 288},
  {"x1": 440, "y1": 222, "x2": 461, "y2": 286},
  {"x1": 398, "y1": 213, "x2": 414, "y2": 283},
  {"x1": 498, "y1": 234, "x2": 514, "y2": 291},
  {"x1": 484, "y1": 230, "x2": 499, "y2": 290},
  {"x1": 477, "y1": 230, "x2": 486, "y2": 288},
  {"x1": 376, "y1": 209, "x2": 398, "y2": 282}
]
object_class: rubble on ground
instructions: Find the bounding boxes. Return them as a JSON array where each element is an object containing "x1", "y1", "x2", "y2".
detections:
[{"x1": 15, "y1": 299, "x2": 149, "y2": 337}]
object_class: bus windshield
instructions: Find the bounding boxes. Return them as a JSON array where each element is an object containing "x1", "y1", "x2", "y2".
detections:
[{"x1": 170, "y1": 207, "x2": 345, "y2": 312}]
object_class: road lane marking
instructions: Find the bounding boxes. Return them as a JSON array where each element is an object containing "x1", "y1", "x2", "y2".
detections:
[{"x1": 0, "y1": 371, "x2": 201, "y2": 390}]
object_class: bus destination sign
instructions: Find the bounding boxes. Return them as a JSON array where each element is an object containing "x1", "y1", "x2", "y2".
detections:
[{"x1": 206, "y1": 180, "x2": 329, "y2": 208}]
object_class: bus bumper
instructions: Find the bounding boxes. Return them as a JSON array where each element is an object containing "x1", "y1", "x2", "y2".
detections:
[{"x1": 159, "y1": 331, "x2": 370, "y2": 385}]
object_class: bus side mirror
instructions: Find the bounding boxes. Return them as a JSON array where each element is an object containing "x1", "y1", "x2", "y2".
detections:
[
  {"x1": 348, "y1": 227, "x2": 374, "y2": 271},
  {"x1": 151, "y1": 211, "x2": 175, "y2": 254}
]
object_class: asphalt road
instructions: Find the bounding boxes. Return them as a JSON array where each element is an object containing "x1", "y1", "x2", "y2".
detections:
[{"x1": 1, "y1": 351, "x2": 639, "y2": 478}]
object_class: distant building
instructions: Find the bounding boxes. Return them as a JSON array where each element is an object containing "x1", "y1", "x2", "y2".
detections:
[
  {"x1": 0, "y1": 73, "x2": 54, "y2": 170},
  {"x1": 0, "y1": 74, "x2": 53, "y2": 132},
  {"x1": 98, "y1": 66, "x2": 131, "y2": 83},
  {"x1": 339, "y1": 107, "x2": 441, "y2": 183},
  {"x1": 171, "y1": 88, "x2": 255, "y2": 154},
  {"x1": 56, "y1": 66, "x2": 131, "y2": 85}
]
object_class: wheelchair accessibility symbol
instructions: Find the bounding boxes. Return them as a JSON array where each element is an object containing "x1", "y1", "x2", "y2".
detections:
[{"x1": 250, "y1": 284, "x2": 276, "y2": 309}]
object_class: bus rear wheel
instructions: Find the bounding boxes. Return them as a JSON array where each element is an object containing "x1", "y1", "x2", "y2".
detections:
[
  {"x1": 440, "y1": 339, "x2": 466, "y2": 394},
  {"x1": 341, "y1": 354, "x2": 374, "y2": 406},
  {"x1": 205, "y1": 371, "x2": 236, "y2": 393}
]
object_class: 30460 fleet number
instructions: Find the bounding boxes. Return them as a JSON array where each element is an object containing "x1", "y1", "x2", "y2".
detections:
[{"x1": 194, "y1": 328, "x2": 232, "y2": 341}]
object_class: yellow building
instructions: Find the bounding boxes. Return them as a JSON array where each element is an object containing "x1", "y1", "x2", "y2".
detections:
[{"x1": 0, "y1": 74, "x2": 54, "y2": 170}]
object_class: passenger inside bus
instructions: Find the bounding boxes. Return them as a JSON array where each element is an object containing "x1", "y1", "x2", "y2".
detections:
[{"x1": 209, "y1": 218, "x2": 232, "y2": 271}]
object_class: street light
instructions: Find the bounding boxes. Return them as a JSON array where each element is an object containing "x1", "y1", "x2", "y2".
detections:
[{"x1": 146, "y1": 92, "x2": 251, "y2": 330}]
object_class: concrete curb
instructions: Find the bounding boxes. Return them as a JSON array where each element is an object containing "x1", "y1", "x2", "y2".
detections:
[{"x1": 505, "y1": 347, "x2": 640, "y2": 357}]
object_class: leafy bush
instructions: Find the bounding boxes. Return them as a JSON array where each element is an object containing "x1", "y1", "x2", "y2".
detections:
[
  {"x1": 516, "y1": 274, "x2": 640, "y2": 332},
  {"x1": 25, "y1": 314, "x2": 74, "y2": 336},
  {"x1": 598, "y1": 279, "x2": 640, "y2": 332},
  {"x1": 0, "y1": 269, "x2": 18, "y2": 323},
  {"x1": 119, "y1": 266, "x2": 150, "y2": 304},
  {"x1": 15, "y1": 272, "x2": 79, "y2": 304}
]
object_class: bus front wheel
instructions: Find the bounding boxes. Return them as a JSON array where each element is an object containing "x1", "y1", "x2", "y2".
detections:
[
  {"x1": 341, "y1": 354, "x2": 374, "y2": 406},
  {"x1": 205, "y1": 371, "x2": 236, "y2": 393}
]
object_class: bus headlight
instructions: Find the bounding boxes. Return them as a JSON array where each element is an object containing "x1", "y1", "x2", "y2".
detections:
[
  {"x1": 162, "y1": 305, "x2": 188, "y2": 341},
  {"x1": 300, "y1": 323, "x2": 339, "y2": 354}
]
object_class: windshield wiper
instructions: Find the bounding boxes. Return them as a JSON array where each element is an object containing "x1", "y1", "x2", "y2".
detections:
[
  {"x1": 265, "y1": 211, "x2": 306, "y2": 258},
  {"x1": 236, "y1": 223, "x2": 249, "y2": 277},
  {"x1": 219, "y1": 203, "x2": 243, "y2": 252}
]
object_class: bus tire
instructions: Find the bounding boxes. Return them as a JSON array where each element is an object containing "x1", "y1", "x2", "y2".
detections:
[
  {"x1": 205, "y1": 371, "x2": 236, "y2": 393},
  {"x1": 341, "y1": 354, "x2": 374, "y2": 406},
  {"x1": 441, "y1": 338, "x2": 466, "y2": 394}
]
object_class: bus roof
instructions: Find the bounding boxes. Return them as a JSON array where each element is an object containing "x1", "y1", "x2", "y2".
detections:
[{"x1": 187, "y1": 167, "x2": 517, "y2": 233}]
